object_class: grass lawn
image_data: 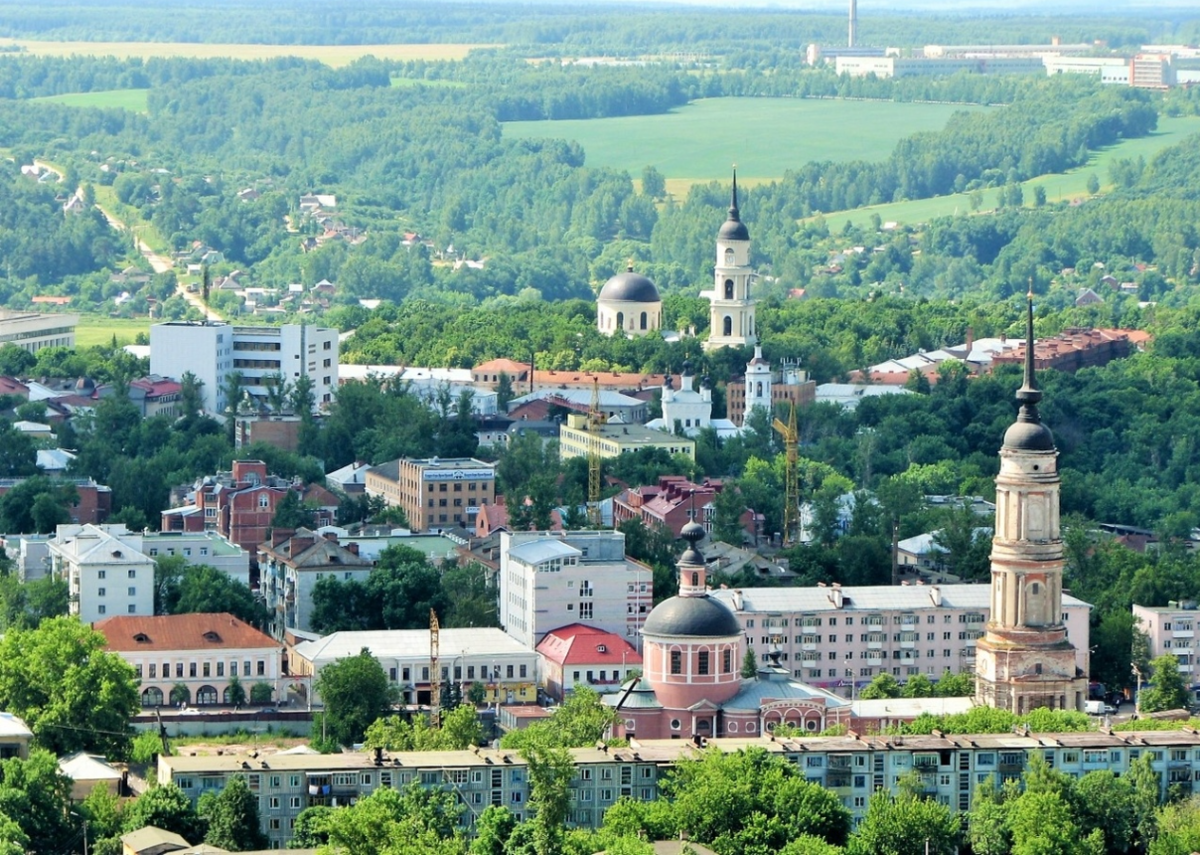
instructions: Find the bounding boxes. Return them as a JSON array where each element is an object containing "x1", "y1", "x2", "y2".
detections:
[
  {"x1": 503, "y1": 97, "x2": 987, "y2": 188},
  {"x1": 75, "y1": 315, "x2": 152, "y2": 348},
  {"x1": 813, "y1": 115, "x2": 1200, "y2": 229},
  {"x1": 31, "y1": 88, "x2": 149, "y2": 111},
  {"x1": 0, "y1": 39, "x2": 490, "y2": 67}
]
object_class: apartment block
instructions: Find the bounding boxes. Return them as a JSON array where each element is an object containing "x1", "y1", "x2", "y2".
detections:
[
  {"x1": 1133, "y1": 602, "x2": 1200, "y2": 700},
  {"x1": 259, "y1": 529, "x2": 372, "y2": 636},
  {"x1": 49, "y1": 524, "x2": 155, "y2": 623},
  {"x1": 149, "y1": 321, "x2": 337, "y2": 415},
  {"x1": 499, "y1": 530, "x2": 653, "y2": 650},
  {"x1": 709, "y1": 583, "x2": 1090, "y2": 696},
  {"x1": 365, "y1": 457, "x2": 496, "y2": 534}
]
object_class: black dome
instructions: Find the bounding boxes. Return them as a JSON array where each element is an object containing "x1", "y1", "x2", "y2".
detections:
[
  {"x1": 718, "y1": 218, "x2": 750, "y2": 241},
  {"x1": 642, "y1": 595, "x2": 741, "y2": 638},
  {"x1": 1004, "y1": 420, "x2": 1056, "y2": 452},
  {"x1": 598, "y1": 271, "x2": 660, "y2": 303}
]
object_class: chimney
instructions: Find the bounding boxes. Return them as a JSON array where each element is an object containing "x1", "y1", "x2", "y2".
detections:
[
  {"x1": 346, "y1": 542, "x2": 360, "y2": 556},
  {"x1": 965, "y1": 326, "x2": 974, "y2": 351}
]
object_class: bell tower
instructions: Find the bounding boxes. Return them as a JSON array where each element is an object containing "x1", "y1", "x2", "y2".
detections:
[
  {"x1": 702, "y1": 169, "x2": 757, "y2": 351},
  {"x1": 974, "y1": 294, "x2": 1086, "y2": 713}
]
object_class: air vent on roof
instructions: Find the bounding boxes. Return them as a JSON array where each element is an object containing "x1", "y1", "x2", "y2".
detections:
[{"x1": 597, "y1": 644, "x2": 607, "y2": 653}]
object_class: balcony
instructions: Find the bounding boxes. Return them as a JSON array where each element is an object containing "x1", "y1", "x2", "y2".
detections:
[
  {"x1": 1174, "y1": 626, "x2": 1195, "y2": 639},
  {"x1": 866, "y1": 654, "x2": 884, "y2": 666}
]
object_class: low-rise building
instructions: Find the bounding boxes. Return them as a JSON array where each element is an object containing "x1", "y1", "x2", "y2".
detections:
[
  {"x1": 50, "y1": 524, "x2": 155, "y2": 623},
  {"x1": 0, "y1": 477, "x2": 112, "y2": 526},
  {"x1": 259, "y1": 529, "x2": 372, "y2": 636},
  {"x1": 536, "y1": 624, "x2": 642, "y2": 701},
  {"x1": 612, "y1": 475, "x2": 757, "y2": 541},
  {"x1": 708, "y1": 583, "x2": 1091, "y2": 697},
  {"x1": 290, "y1": 627, "x2": 537, "y2": 708},
  {"x1": 500, "y1": 530, "x2": 653, "y2": 650},
  {"x1": 141, "y1": 531, "x2": 251, "y2": 587},
  {"x1": 558, "y1": 414, "x2": 695, "y2": 462},
  {"x1": 0, "y1": 713, "x2": 31, "y2": 760},
  {"x1": 506, "y1": 388, "x2": 648, "y2": 424},
  {"x1": 96, "y1": 612, "x2": 282, "y2": 708},
  {"x1": 0, "y1": 310, "x2": 78, "y2": 352},
  {"x1": 365, "y1": 457, "x2": 496, "y2": 534},
  {"x1": 990, "y1": 328, "x2": 1144, "y2": 374}
]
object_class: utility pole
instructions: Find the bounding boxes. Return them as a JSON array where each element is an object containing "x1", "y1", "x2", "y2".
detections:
[{"x1": 430, "y1": 608, "x2": 442, "y2": 728}]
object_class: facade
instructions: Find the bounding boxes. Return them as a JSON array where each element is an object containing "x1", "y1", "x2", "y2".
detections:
[
  {"x1": 128, "y1": 376, "x2": 183, "y2": 419},
  {"x1": 159, "y1": 729, "x2": 1200, "y2": 847},
  {"x1": 471, "y1": 359, "x2": 674, "y2": 396},
  {"x1": 0, "y1": 310, "x2": 78, "y2": 352},
  {"x1": 558, "y1": 414, "x2": 696, "y2": 462},
  {"x1": 506, "y1": 388, "x2": 648, "y2": 424},
  {"x1": 0, "y1": 713, "x2": 31, "y2": 760},
  {"x1": 700, "y1": 173, "x2": 757, "y2": 350},
  {"x1": 141, "y1": 531, "x2": 250, "y2": 587},
  {"x1": 259, "y1": 529, "x2": 373, "y2": 636},
  {"x1": 95, "y1": 612, "x2": 282, "y2": 707},
  {"x1": 149, "y1": 321, "x2": 338, "y2": 416},
  {"x1": 49, "y1": 524, "x2": 155, "y2": 623},
  {"x1": 975, "y1": 300, "x2": 1088, "y2": 713},
  {"x1": 291, "y1": 627, "x2": 537, "y2": 708},
  {"x1": 365, "y1": 457, "x2": 496, "y2": 534},
  {"x1": 499, "y1": 530, "x2": 654, "y2": 650},
  {"x1": 612, "y1": 475, "x2": 756, "y2": 541},
  {"x1": 596, "y1": 265, "x2": 662, "y2": 338},
  {"x1": 726, "y1": 351, "x2": 816, "y2": 427},
  {"x1": 235, "y1": 416, "x2": 304, "y2": 452},
  {"x1": 837, "y1": 55, "x2": 1046, "y2": 78},
  {"x1": 536, "y1": 624, "x2": 642, "y2": 701},
  {"x1": 0, "y1": 477, "x2": 112, "y2": 526},
  {"x1": 707, "y1": 583, "x2": 1090, "y2": 696},
  {"x1": 645, "y1": 363, "x2": 739, "y2": 439},
  {"x1": 1130, "y1": 53, "x2": 1176, "y2": 89},
  {"x1": 989, "y1": 327, "x2": 1139, "y2": 373},
  {"x1": 1133, "y1": 602, "x2": 1200, "y2": 700}
]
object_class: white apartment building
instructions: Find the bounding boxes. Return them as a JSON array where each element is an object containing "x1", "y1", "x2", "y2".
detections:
[
  {"x1": 49, "y1": 524, "x2": 155, "y2": 623},
  {"x1": 1133, "y1": 602, "x2": 1200, "y2": 699},
  {"x1": 141, "y1": 531, "x2": 250, "y2": 587},
  {"x1": 499, "y1": 530, "x2": 653, "y2": 650},
  {"x1": 709, "y1": 583, "x2": 1091, "y2": 697},
  {"x1": 149, "y1": 321, "x2": 338, "y2": 416}
]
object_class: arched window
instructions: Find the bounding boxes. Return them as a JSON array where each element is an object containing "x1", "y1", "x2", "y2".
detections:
[
  {"x1": 723, "y1": 316, "x2": 733, "y2": 337},
  {"x1": 724, "y1": 279, "x2": 734, "y2": 299},
  {"x1": 756, "y1": 382, "x2": 763, "y2": 397},
  {"x1": 616, "y1": 311, "x2": 624, "y2": 330},
  {"x1": 724, "y1": 248, "x2": 735, "y2": 266},
  {"x1": 141, "y1": 686, "x2": 164, "y2": 707},
  {"x1": 640, "y1": 311, "x2": 647, "y2": 330},
  {"x1": 196, "y1": 685, "x2": 219, "y2": 706},
  {"x1": 691, "y1": 572, "x2": 699, "y2": 587}
]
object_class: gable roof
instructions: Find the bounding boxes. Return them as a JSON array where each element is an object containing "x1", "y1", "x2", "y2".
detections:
[
  {"x1": 96, "y1": 613, "x2": 278, "y2": 652},
  {"x1": 536, "y1": 624, "x2": 641, "y2": 667}
]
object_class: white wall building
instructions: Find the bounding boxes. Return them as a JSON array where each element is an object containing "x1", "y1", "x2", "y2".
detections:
[
  {"x1": 709, "y1": 583, "x2": 1090, "y2": 697},
  {"x1": 49, "y1": 524, "x2": 155, "y2": 623},
  {"x1": 500, "y1": 530, "x2": 653, "y2": 650},
  {"x1": 645, "y1": 362, "x2": 739, "y2": 439},
  {"x1": 141, "y1": 531, "x2": 251, "y2": 587},
  {"x1": 701, "y1": 173, "x2": 757, "y2": 350},
  {"x1": 1133, "y1": 602, "x2": 1200, "y2": 698},
  {"x1": 150, "y1": 321, "x2": 338, "y2": 416},
  {"x1": 0, "y1": 310, "x2": 78, "y2": 352}
]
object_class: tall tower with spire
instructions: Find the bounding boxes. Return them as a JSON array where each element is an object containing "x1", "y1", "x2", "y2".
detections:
[
  {"x1": 974, "y1": 295, "x2": 1086, "y2": 713},
  {"x1": 702, "y1": 170, "x2": 757, "y2": 351}
]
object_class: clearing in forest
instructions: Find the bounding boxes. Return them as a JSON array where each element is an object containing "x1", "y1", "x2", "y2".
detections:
[
  {"x1": 502, "y1": 96, "x2": 986, "y2": 190},
  {"x1": 75, "y1": 316, "x2": 152, "y2": 349},
  {"x1": 0, "y1": 39, "x2": 490, "y2": 66},
  {"x1": 32, "y1": 89, "x2": 149, "y2": 111}
]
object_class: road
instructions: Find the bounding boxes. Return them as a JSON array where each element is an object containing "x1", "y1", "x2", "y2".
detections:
[{"x1": 34, "y1": 158, "x2": 221, "y2": 321}]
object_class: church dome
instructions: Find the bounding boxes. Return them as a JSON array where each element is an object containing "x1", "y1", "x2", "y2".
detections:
[
  {"x1": 718, "y1": 217, "x2": 750, "y2": 242},
  {"x1": 1003, "y1": 420, "x2": 1055, "y2": 452},
  {"x1": 642, "y1": 595, "x2": 741, "y2": 638},
  {"x1": 599, "y1": 269, "x2": 660, "y2": 304}
]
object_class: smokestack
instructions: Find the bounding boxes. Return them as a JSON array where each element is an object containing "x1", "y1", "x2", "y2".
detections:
[{"x1": 848, "y1": 0, "x2": 857, "y2": 48}]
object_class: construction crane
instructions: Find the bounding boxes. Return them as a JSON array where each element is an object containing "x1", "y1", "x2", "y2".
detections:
[
  {"x1": 587, "y1": 379, "x2": 607, "y2": 526},
  {"x1": 773, "y1": 401, "x2": 800, "y2": 546},
  {"x1": 429, "y1": 608, "x2": 441, "y2": 729}
]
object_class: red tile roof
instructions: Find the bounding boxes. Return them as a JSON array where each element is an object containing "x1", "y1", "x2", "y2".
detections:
[
  {"x1": 95, "y1": 613, "x2": 278, "y2": 652},
  {"x1": 536, "y1": 623, "x2": 641, "y2": 667}
]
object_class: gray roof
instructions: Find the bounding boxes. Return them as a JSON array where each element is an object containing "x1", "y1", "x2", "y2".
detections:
[
  {"x1": 508, "y1": 539, "x2": 580, "y2": 565},
  {"x1": 642, "y1": 595, "x2": 741, "y2": 638},
  {"x1": 709, "y1": 583, "x2": 1091, "y2": 613},
  {"x1": 294, "y1": 627, "x2": 534, "y2": 665},
  {"x1": 723, "y1": 674, "x2": 850, "y2": 713},
  {"x1": 598, "y1": 270, "x2": 660, "y2": 304}
]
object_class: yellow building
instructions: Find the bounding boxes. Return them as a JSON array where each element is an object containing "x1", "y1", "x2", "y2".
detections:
[{"x1": 558, "y1": 414, "x2": 695, "y2": 461}]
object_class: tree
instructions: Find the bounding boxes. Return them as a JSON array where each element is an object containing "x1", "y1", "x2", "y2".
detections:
[
  {"x1": 901, "y1": 673, "x2": 934, "y2": 698},
  {"x1": 848, "y1": 789, "x2": 961, "y2": 855},
  {"x1": 0, "y1": 749, "x2": 76, "y2": 855},
  {"x1": 250, "y1": 681, "x2": 274, "y2": 705},
  {"x1": 1033, "y1": 185, "x2": 1047, "y2": 206},
  {"x1": 364, "y1": 705, "x2": 482, "y2": 752},
  {"x1": 0, "y1": 422, "x2": 37, "y2": 478},
  {"x1": 499, "y1": 686, "x2": 619, "y2": 750},
  {"x1": 225, "y1": 674, "x2": 246, "y2": 708},
  {"x1": 170, "y1": 564, "x2": 269, "y2": 626},
  {"x1": 711, "y1": 485, "x2": 749, "y2": 545},
  {"x1": 521, "y1": 735, "x2": 575, "y2": 855},
  {"x1": 934, "y1": 669, "x2": 974, "y2": 697},
  {"x1": 1008, "y1": 788, "x2": 1101, "y2": 855},
  {"x1": 272, "y1": 490, "x2": 316, "y2": 530},
  {"x1": 859, "y1": 673, "x2": 901, "y2": 700},
  {"x1": 322, "y1": 785, "x2": 465, "y2": 855},
  {"x1": 171, "y1": 683, "x2": 191, "y2": 706},
  {"x1": 470, "y1": 805, "x2": 518, "y2": 855},
  {"x1": 641, "y1": 165, "x2": 666, "y2": 200},
  {"x1": 496, "y1": 371, "x2": 516, "y2": 411},
  {"x1": 314, "y1": 648, "x2": 398, "y2": 747},
  {"x1": 967, "y1": 777, "x2": 1012, "y2": 855},
  {"x1": 0, "y1": 617, "x2": 139, "y2": 758},
  {"x1": 121, "y1": 784, "x2": 207, "y2": 844},
  {"x1": 1086, "y1": 173, "x2": 1101, "y2": 195},
  {"x1": 742, "y1": 647, "x2": 759, "y2": 679},
  {"x1": 1139, "y1": 653, "x2": 1189, "y2": 713},
  {"x1": 290, "y1": 805, "x2": 334, "y2": 848},
  {"x1": 200, "y1": 775, "x2": 268, "y2": 851}
]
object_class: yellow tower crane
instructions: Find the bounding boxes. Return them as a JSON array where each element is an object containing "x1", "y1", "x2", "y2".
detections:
[
  {"x1": 773, "y1": 401, "x2": 800, "y2": 546},
  {"x1": 429, "y1": 608, "x2": 441, "y2": 729},
  {"x1": 587, "y1": 379, "x2": 607, "y2": 526}
]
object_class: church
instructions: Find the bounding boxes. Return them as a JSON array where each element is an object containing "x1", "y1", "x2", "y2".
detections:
[{"x1": 608, "y1": 300, "x2": 1085, "y2": 740}]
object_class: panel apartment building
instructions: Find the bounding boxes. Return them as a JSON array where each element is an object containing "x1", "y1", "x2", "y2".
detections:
[
  {"x1": 149, "y1": 321, "x2": 338, "y2": 415},
  {"x1": 709, "y1": 583, "x2": 1090, "y2": 696}
]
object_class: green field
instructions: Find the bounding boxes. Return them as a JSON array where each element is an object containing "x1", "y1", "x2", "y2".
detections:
[
  {"x1": 75, "y1": 316, "x2": 151, "y2": 348},
  {"x1": 503, "y1": 97, "x2": 986, "y2": 186},
  {"x1": 31, "y1": 88, "x2": 149, "y2": 111},
  {"x1": 814, "y1": 115, "x2": 1200, "y2": 230}
]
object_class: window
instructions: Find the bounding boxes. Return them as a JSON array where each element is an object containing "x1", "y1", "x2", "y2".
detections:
[
  {"x1": 258, "y1": 660, "x2": 266, "y2": 676},
  {"x1": 128, "y1": 586, "x2": 137, "y2": 596},
  {"x1": 128, "y1": 569, "x2": 136, "y2": 578},
  {"x1": 670, "y1": 651, "x2": 682, "y2": 675},
  {"x1": 98, "y1": 587, "x2": 106, "y2": 597},
  {"x1": 723, "y1": 649, "x2": 732, "y2": 673}
]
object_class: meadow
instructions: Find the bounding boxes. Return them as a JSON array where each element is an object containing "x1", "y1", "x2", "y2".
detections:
[
  {"x1": 31, "y1": 88, "x2": 148, "y2": 111},
  {"x1": 0, "y1": 39, "x2": 488, "y2": 67},
  {"x1": 75, "y1": 315, "x2": 151, "y2": 348},
  {"x1": 502, "y1": 97, "x2": 987, "y2": 188},
  {"x1": 813, "y1": 115, "x2": 1200, "y2": 229}
]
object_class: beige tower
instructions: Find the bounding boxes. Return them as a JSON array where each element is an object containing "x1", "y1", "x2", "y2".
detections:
[
  {"x1": 701, "y1": 171, "x2": 757, "y2": 351},
  {"x1": 974, "y1": 296, "x2": 1087, "y2": 713}
]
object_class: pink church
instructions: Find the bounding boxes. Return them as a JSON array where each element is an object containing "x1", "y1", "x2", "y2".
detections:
[{"x1": 609, "y1": 522, "x2": 851, "y2": 740}]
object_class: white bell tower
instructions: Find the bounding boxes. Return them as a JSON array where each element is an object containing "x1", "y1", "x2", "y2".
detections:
[
  {"x1": 744, "y1": 347, "x2": 772, "y2": 419},
  {"x1": 702, "y1": 169, "x2": 757, "y2": 351}
]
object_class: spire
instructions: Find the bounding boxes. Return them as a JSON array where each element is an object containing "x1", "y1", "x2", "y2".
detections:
[
  {"x1": 729, "y1": 167, "x2": 741, "y2": 221},
  {"x1": 1014, "y1": 288, "x2": 1042, "y2": 424}
]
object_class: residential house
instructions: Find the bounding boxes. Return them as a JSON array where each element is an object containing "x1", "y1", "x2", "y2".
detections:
[
  {"x1": 536, "y1": 624, "x2": 641, "y2": 701},
  {"x1": 96, "y1": 612, "x2": 283, "y2": 708},
  {"x1": 259, "y1": 529, "x2": 372, "y2": 636},
  {"x1": 612, "y1": 475, "x2": 756, "y2": 540},
  {"x1": 0, "y1": 476, "x2": 112, "y2": 525},
  {"x1": 0, "y1": 713, "x2": 31, "y2": 760},
  {"x1": 49, "y1": 524, "x2": 155, "y2": 623},
  {"x1": 1132, "y1": 602, "x2": 1200, "y2": 701}
]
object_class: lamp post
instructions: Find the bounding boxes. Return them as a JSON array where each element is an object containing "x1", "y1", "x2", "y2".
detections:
[
  {"x1": 1133, "y1": 664, "x2": 1143, "y2": 718},
  {"x1": 845, "y1": 658, "x2": 854, "y2": 704}
]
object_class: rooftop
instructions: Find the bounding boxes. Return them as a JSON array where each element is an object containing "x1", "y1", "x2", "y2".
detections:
[
  {"x1": 710, "y1": 583, "x2": 1091, "y2": 613},
  {"x1": 293, "y1": 627, "x2": 534, "y2": 664},
  {"x1": 96, "y1": 613, "x2": 278, "y2": 652},
  {"x1": 537, "y1": 624, "x2": 642, "y2": 667}
]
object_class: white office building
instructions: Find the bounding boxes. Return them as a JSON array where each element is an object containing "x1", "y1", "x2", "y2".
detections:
[
  {"x1": 149, "y1": 321, "x2": 338, "y2": 416},
  {"x1": 499, "y1": 530, "x2": 653, "y2": 650}
]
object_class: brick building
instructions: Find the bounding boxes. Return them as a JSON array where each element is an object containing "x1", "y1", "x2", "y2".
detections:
[
  {"x1": 990, "y1": 328, "x2": 1144, "y2": 374},
  {"x1": 612, "y1": 475, "x2": 757, "y2": 540},
  {"x1": 365, "y1": 457, "x2": 495, "y2": 534},
  {"x1": 0, "y1": 477, "x2": 112, "y2": 525}
]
